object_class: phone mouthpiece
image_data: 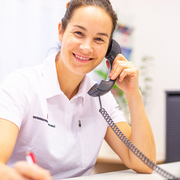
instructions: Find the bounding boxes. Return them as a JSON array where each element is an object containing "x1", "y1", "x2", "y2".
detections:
[{"x1": 87, "y1": 79, "x2": 115, "y2": 97}]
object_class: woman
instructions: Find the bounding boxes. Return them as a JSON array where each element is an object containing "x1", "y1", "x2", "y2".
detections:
[{"x1": 0, "y1": 0, "x2": 156, "y2": 179}]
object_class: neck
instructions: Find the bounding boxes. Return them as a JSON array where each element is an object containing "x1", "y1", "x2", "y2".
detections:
[{"x1": 55, "y1": 55, "x2": 84, "y2": 100}]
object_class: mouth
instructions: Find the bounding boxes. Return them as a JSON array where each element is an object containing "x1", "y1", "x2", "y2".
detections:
[{"x1": 73, "y1": 53, "x2": 93, "y2": 62}]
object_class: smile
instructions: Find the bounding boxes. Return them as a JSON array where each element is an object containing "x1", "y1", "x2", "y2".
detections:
[{"x1": 73, "y1": 53, "x2": 92, "y2": 61}]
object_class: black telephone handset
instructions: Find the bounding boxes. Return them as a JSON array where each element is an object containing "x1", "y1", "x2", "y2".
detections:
[{"x1": 87, "y1": 39, "x2": 121, "y2": 97}]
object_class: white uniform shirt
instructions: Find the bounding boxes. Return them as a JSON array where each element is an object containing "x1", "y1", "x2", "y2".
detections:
[{"x1": 0, "y1": 53, "x2": 126, "y2": 180}]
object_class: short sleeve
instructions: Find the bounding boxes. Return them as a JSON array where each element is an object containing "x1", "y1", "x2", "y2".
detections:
[{"x1": 0, "y1": 71, "x2": 32, "y2": 128}]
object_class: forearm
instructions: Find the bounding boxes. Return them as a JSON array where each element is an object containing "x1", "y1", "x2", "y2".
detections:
[{"x1": 125, "y1": 90, "x2": 156, "y2": 173}]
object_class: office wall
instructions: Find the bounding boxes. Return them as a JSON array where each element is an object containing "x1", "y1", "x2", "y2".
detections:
[
  {"x1": 110, "y1": 0, "x2": 180, "y2": 161},
  {"x1": 0, "y1": 0, "x2": 69, "y2": 82}
]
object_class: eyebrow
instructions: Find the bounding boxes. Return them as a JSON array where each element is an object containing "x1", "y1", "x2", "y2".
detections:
[{"x1": 73, "y1": 25, "x2": 109, "y2": 38}]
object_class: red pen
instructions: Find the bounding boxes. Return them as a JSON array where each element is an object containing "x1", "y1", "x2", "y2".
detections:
[{"x1": 26, "y1": 152, "x2": 37, "y2": 164}]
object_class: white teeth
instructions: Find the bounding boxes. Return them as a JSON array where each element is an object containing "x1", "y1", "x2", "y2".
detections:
[{"x1": 75, "y1": 54, "x2": 90, "y2": 60}]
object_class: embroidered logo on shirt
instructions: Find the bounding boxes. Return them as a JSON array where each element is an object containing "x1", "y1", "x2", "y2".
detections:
[{"x1": 33, "y1": 116, "x2": 56, "y2": 128}]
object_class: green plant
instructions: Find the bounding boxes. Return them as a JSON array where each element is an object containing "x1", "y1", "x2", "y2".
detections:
[{"x1": 139, "y1": 56, "x2": 153, "y2": 106}]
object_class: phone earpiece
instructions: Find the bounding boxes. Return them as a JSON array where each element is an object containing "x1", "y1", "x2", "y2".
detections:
[
  {"x1": 105, "y1": 39, "x2": 121, "y2": 81},
  {"x1": 88, "y1": 39, "x2": 121, "y2": 97},
  {"x1": 105, "y1": 39, "x2": 121, "y2": 72}
]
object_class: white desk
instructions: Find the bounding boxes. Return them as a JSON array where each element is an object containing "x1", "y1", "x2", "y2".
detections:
[{"x1": 61, "y1": 161, "x2": 180, "y2": 180}]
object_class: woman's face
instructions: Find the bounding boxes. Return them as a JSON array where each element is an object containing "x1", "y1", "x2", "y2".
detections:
[{"x1": 58, "y1": 6, "x2": 113, "y2": 76}]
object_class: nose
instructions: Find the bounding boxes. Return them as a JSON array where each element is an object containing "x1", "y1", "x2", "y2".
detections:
[{"x1": 79, "y1": 40, "x2": 93, "y2": 53}]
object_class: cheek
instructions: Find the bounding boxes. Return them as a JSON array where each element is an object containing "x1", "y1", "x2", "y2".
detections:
[
  {"x1": 95, "y1": 48, "x2": 108, "y2": 68},
  {"x1": 96, "y1": 48, "x2": 107, "y2": 62},
  {"x1": 60, "y1": 39, "x2": 75, "y2": 58},
  {"x1": 64, "y1": 38, "x2": 81, "y2": 56}
]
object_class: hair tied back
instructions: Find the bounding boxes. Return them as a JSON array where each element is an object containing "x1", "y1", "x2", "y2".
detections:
[{"x1": 66, "y1": 1, "x2": 71, "y2": 9}]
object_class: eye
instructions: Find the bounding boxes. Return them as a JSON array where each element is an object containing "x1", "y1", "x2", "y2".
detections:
[
  {"x1": 95, "y1": 37, "x2": 104, "y2": 43},
  {"x1": 74, "y1": 31, "x2": 84, "y2": 37}
]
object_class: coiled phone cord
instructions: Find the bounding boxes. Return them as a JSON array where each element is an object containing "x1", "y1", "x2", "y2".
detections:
[{"x1": 98, "y1": 96, "x2": 179, "y2": 180}]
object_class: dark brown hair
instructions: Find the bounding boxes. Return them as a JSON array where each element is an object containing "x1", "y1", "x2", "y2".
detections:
[{"x1": 61, "y1": 0, "x2": 118, "y2": 40}]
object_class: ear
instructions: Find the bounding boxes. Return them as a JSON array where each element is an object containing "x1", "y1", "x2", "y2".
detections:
[
  {"x1": 106, "y1": 60, "x2": 110, "y2": 70},
  {"x1": 58, "y1": 22, "x2": 63, "y2": 43}
]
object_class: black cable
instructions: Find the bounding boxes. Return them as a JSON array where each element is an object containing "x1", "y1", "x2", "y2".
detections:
[
  {"x1": 98, "y1": 96, "x2": 102, "y2": 109},
  {"x1": 98, "y1": 96, "x2": 179, "y2": 180}
]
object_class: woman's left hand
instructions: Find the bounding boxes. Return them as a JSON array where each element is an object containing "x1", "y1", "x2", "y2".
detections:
[{"x1": 107, "y1": 54, "x2": 139, "y2": 95}]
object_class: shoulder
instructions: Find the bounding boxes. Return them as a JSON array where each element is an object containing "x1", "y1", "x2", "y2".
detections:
[
  {"x1": 1, "y1": 65, "x2": 42, "y2": 90},
  {"x1": 0, "y1": 63, "x2": 46, "y2": 107}
]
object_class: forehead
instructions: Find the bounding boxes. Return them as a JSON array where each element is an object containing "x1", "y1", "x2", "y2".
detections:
[{"x1": 67, "y1": 6, "x2": 113, "y2": 35}]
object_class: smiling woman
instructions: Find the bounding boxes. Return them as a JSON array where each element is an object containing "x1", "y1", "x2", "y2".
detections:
[
  {"x1": 56, "y1": 6, "x2": 113, "y2": 81},
  {"x1": 0, "y1": 0, "x2": 156, "y2": 179}
]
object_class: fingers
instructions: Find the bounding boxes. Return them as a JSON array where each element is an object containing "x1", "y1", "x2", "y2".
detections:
[
  {"x1": 109, "y1": 54, "x2": 137, "y2": 81},
  {"x1": 118, "y1": 67, "x2": 139, "y2": 82},
  {"x1": 14, "y1": 161, "x2": 52, "y2": 180},
  {"x1": 7, "y1": 168, "x2": 29, "y2": 180}
]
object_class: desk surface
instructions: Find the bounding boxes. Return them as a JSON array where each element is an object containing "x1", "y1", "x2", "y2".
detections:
[{"x1": 62, "y1": 161, "x2": 180, "y2": 180}]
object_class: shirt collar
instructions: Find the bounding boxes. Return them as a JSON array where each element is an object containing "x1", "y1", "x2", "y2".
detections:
[{"x1": 43, "y1": 52, "x2": 63, "y2": 99}]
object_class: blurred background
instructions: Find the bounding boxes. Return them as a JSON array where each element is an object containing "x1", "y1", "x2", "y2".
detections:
[{"x1": 0, "y1": 0, "x2": 180, "y2": 174}]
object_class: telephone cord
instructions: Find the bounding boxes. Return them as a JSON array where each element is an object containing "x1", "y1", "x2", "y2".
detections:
[{"x1": 98, "y1": 96, "x2": 179, "y2": 180}]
